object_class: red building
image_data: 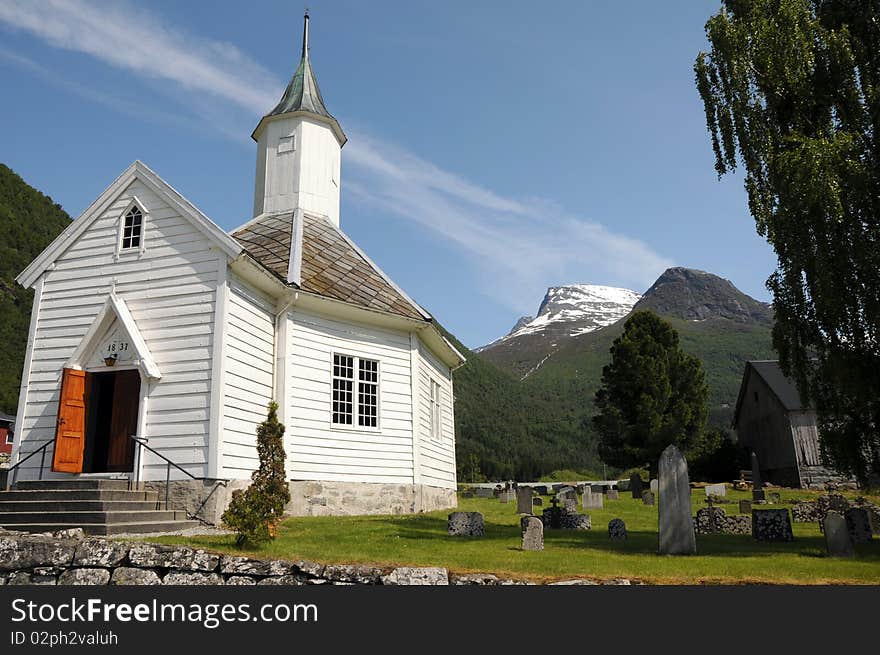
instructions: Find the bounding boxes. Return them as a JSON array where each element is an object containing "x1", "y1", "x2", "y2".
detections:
[{"x1": 0, "y1": 412, "x2": 14, "y2": 456}]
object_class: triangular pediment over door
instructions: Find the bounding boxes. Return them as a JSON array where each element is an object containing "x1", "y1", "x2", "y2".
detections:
[{"x1": 65, "y1": 292, "x2": 161, "y2": 379}]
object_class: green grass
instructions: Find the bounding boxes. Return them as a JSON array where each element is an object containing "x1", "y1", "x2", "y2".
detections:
[{"x1": 155, "y1": 487, "x2": 880, "y2": 585}]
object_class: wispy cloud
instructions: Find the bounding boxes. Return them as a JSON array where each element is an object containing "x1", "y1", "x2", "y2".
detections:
[{"x1": 0, "y1": 0, "x2": 672, "y2": 314}]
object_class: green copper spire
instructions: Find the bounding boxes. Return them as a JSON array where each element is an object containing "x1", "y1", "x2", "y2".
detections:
[{"x1": 253, "y1": 11, "x2": 346, "y2": 144}]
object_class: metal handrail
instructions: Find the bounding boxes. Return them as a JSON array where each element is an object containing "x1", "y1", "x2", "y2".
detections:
[
  {"x1": 129, "y1": 434, "x2": 228, "y2": 512},
  {"x1": 5, "y1": 440, "x2": 55, "y2": 490}
]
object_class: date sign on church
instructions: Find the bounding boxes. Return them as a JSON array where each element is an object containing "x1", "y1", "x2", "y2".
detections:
[{"x1": 103, "y1": 338, "x2": 132, "y2": 364}]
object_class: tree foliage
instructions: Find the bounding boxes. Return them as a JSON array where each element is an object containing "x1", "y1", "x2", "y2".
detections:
[
  {"x1": 695, "y1": 0, "x2": 880, "y2": 482},
  {"x1": 0, "y1": 164, "x2": 71, "y2": 414},
  {"x1": 592, "y1": 311, "x2": 710, "y2": 475},
  {"x1": 222, "y1": 402, "x2": 291, "y2": 546}
]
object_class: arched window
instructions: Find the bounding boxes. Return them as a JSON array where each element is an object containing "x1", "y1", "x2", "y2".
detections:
[{"x1": 121, "y1": 205, "x2": 144, "y2": 250}]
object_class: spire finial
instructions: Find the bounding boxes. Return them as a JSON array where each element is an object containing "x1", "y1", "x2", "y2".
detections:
[{"x1": 302, "y1": 9, "x2": 310, "y2": 59}]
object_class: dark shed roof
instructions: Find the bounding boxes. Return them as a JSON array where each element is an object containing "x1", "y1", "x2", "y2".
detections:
[{"x1": 733, "y1": 360, "x2": 813, "y2": 428}]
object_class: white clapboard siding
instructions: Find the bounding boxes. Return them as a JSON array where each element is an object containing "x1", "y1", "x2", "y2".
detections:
[
  {"x1": 220, "y1": 275, "x2": 275, "y2": 478},
  {"x1": 286, "y1": 309, "x2": 414, "y2": 484},
  {"x1": 15, "y1": 177, "x2": 222, "y2": 480},
  {"x1": 416, "y1": 340, "x2": 456, "y2": 489}
]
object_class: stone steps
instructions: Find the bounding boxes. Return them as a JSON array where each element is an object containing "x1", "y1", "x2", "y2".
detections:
[{"x1": 0, "y1": 478, "x2": 200, "y2": 535}]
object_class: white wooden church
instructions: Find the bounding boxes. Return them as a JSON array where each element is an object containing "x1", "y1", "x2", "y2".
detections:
[{"x1": 11, "y1": 14, "x2": 463, "y2": 520}]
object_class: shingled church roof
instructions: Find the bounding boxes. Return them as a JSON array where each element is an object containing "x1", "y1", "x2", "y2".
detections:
[{"x1": 232, "y1": 211, "x2": 429, "y2": 322}]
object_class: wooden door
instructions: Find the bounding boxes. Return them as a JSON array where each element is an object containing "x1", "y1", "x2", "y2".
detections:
[
  {"x1": 106, "y1": 369, "x2": 140, "y2": 472},
  {"x1": 52, "y1": 368, "x2": 87, "y2": 473}
]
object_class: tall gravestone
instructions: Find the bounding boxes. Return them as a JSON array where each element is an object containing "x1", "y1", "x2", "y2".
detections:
[
  {"x1": 658, "y1": 444, "x2": 696, "y2": 555},
  {"x1": 823, "y1": 511, "x2": 854, "y2": 557},
  {"x1": 521, "y1": 516, "x2": 544, "y2": 551},
  {"x1": 751, "y1": 451, "x2": 765, "y2": 502},
  {"x1": 630, "y1": 474, "x2": 644, "y2": 499},
  {"x1": 516, "y1": 487, "x2": 534, "y2": 515}
]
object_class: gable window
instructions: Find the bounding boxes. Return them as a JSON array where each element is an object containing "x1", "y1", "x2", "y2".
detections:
[
  {"x1": 278, "y1": 135, "x2": 295, "y2": 153},
  {"x1": 121, "y1": 205, "x2": 143, "y2": 251},
  {"x1": 429, "y1": 379, "x2": 442, "y2": 441},
  {"x1": 332, "y1": 353, "x2": 379, "y2": 429}
]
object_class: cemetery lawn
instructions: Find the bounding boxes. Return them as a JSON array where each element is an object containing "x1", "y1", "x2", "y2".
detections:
[{"x1": 157, "y1": 487, "x2": 880, "y2": 585}]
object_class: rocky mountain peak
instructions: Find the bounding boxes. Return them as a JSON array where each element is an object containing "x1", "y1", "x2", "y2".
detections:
[{"x1": 634, "y1": 267, "x2": 773, "y2": 323}]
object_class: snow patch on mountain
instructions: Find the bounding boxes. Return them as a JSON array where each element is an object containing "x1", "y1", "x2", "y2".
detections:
[{"x1": 479, "y1": 284, "x2": 641, "y2": 351}]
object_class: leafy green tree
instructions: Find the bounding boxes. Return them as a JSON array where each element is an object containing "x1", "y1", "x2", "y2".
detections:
[
  {"x1": 695, "y1": 1, "x2": 880, "y2": 483},
  {"x1": 593, "y1": 311, "x2": 709, "y2": 475},
  {"x1": 222, "y1": 402, "x2": 291, "y2": 546}
]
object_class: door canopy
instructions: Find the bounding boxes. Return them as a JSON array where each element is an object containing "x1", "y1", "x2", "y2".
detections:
[{"x1": 65, "y1": 292, "x2": 161, "y2": 379}]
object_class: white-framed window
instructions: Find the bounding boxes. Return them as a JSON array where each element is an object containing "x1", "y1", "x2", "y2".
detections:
[
  {"x1": 332, "y1": 353, "x2": 379, "y2": 429},
  {"x1": 117, "y1": 198, "x2": 147, "y2": 256},
  {"x1": 429, "y1": 379, "x2": 442, "y2": 441}
]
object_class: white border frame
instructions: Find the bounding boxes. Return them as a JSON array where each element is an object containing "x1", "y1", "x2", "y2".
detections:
[
  {"x1": 329, "y1": 351, "x2": 381, "y2": 434},
  {"x1": 115, "y1": 196, "x2": 148, "y2": 259}
]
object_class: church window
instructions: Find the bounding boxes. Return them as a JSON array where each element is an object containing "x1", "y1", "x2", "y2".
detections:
[
  {"x1": 333, "y1": 354, "x2": 380, "y2": 429},
  {"x1": 429, "y1": 379, "x2": 442, "y2": 440},
  {"x1": 120, "y1": 205, "x2": 144, "y2": 251}
]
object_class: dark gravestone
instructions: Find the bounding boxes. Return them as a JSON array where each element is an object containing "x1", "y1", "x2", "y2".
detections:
[
  {"x1": 521, "y1": 516, "x2": 544, "y2": 551},
  {"x1": 767, "y1": 491, "x2": 781, "y2": 504},
  {"x1": 547, "y1": 497, "x2": 562, "y2": 529},
  {"x1": 475, "y1": 487, "x2": 493, "y2": 498},
  {"x1": 533, "y1": 497, "x2": 543, "y2": 506},
  {"x1": 534, "y1": 485, "x2": 548, "y2": 495},
  {"x1": 751, "y1": 451, "x2": 765, "y2": 502},
  {"x1": 739, "y1": 499, "x2": 752, "y2": 514},
  {"x1": 516, "y1": 487, "x2": 534, "y2": 515},
  {"x1": 752, "y1": 508, "x2": 793, "y2": 541},
  {"x1": 590, "y1": 484, "x2": 604, "y2": 494},
  {"x1": 658, "y1": 444, "x2": 697, "y2": 555},
  {"x1": 641, "y1": 490, "x2": 654, "y2": 506},
  {"x1": 606, "y1": 489, "x2": 619, "y2": 501},
  {"x1": 608, "y1": 518, "x2": 627, "y2": 540},
  {"x1": 630, "y1": 474, "x2": 644, "y2": 499},
  {"x1": 448, "y1": 512, "x2": 484, "y2": 536},
  {"x1": 845, "y1": 507, "x2": 872, "y2": 544},
  {"x1": 557, "y1": 486, "x2": 577, "y2": 503},
  {"x1": 824, "y1": 511, "x2": 854, "y2": 557}
]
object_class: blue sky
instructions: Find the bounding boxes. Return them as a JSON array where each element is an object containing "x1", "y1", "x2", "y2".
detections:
[{"x1": 0, "y1": 0, "x2": 776, "y2": 348}]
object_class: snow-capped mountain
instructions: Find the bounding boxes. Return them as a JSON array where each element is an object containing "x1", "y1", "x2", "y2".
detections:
[{"x1": 480, "y1": 284, "x2": 641, "y2": 351}]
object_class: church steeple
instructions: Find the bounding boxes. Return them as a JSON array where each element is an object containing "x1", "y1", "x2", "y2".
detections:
[
  {"x1": 252, "y1": 11, "x2": 346, "y2": 145},
  {"x1": 252, "y1": 11, "x2": 344, "y2": 225}
]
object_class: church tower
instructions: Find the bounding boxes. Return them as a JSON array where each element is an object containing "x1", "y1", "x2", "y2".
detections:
[{"x1": 252, "y1": 12, "x2": 346, "y2": 225}]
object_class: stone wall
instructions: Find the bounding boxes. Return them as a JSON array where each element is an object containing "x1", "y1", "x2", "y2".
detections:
[
  {"x1": 693, "y1": 507, "x2": 752, "y2": 535},
  {"x1": 0, "y1": 528, "x2": 639, "y2": 586},
  {"x1": 143, "y1": 479, "x2": 249, "y2": 525},
  {"x1": 285, "y1": 481, "x2": 456, "y2": 517}
]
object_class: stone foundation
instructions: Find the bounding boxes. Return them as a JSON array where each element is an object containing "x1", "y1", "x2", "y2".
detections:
[
  {"x1": 284, "y1": 481, "x2": 456, "y2": 517},
  {"x1": 141, "y1": 479, "x2": 249, "y2": 525}
]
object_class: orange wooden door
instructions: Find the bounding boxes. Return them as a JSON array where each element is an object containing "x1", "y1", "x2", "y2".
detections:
[{"x1": 52, "y1": 368, "x2": 87, "y2": 473}]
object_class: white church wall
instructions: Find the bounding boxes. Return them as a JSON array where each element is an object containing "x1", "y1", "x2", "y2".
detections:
[
  {"x1": 416, "y1": 340, "x2": 457, "y2": 489},
  {"x1": 220, "y1": 273, "x2": 275, "y2": 478},
  {"x1": 286, "y1": 308, "x2": 415, "y2": 484},
  {"x1": 15, "y1": 177, "x2": 223, "y2": 480}
]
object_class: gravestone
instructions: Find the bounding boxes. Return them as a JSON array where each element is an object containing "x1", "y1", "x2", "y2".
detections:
[
  {"x1": 546, "y1": 497, "x2": 562, "y2": 529},
  {"x1": 767, "y1": 491, "x2": 781, "y2": 504},
  {"x1": 739, "y1": 499, "x2": 752, "y2": 514},
  {"x1": 823, "y1": 511, "x2": 854, "y2": 557},
  {"x1": 630, "y1": 474, "x2": 644, "y2": 499},
  {"x1": 533, "y1": 497, "x2": 543, "y2": 506},
  {"x1": 447, "y1": 512, "x2": 484, "y2": 537},
  {"x1": 521, "y1": 516, "x2": 544, "y2": 551},
  {"x1": 475, "y1": 487, "x2": 493, "y2": 499},
  {"x1": 608, "y1": 518, "x2": 627, "y2": 540},
  {"x1": 642, "y1": 490, "x2": 654, "y2": 506},
  {"x1": 584, "y1": 492, "x2": 603, "y2": 510},
  {"x1": 557, "y1": 486, "x2": 577, "y2": 503},
  {"x1": 705, "y1": 483, "x2": 726, "y2": 497},
  {"x1": 658, "y1": 444, "x2": 697, "y2": 555},
  {"x1": 650, "y1": 479, "x2": 658, "y2": 493},
  {"x1": 606, "y1": 489, "x2": 619, "y2": 501},
  {"x1": 499, "y1": 490, "x2": 515, "y2": 504},
  {"x1": 581, "y1": 487, "x2": 592, "y2": 509},
  {"x1": 751, "y1": 451, "x2": 765, "y2": 502},
  {"x1": 844, "y1": 507, "x2": 872, "y2": 544},
  {"x1": 516, "y1": 487, "x2": 534, "y2": 515},
  {"x1": 461, "y1": 491, "x2": 474, "y2": 499},
  {"x1": 534, "y1": 485, "x2": 548, "y2": 495},
  {"x1": 752, "y1": 508, "x2": 793, "y2": 541},
  {"x1": 590, "y1": 484, "x2": 604, "y2": 494}
]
